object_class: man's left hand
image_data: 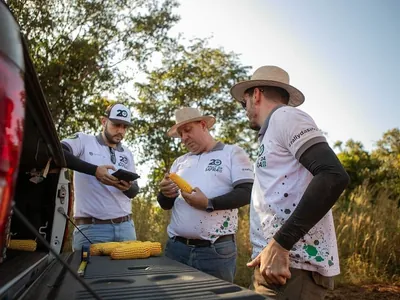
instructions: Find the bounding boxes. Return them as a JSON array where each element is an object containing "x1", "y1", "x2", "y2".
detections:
[
  {"x1": 247, "y1": 238, "x2": 291, "y2": 285},
  {"x1": 113, "y1": 180, "x2": 131, "y2": 192},
  {"x1": 181, "y1": 187, "x2": 208, "y2": 210}
]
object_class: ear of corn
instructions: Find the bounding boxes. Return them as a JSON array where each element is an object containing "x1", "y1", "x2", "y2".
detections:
[
  {"x1": 111, "y1": 243, "x2": 151, "y2": 260},
  {"x1": 90, "y1": 242, "x2": 122, "y2": 256},
  {"x1": 8, "y1": 239, "x2": 37, "y2": 252},
  {"x1": 143, "y1": 241, "x2": 162, "y2": 256},
  {"x1": 90, "y1": 240, "x2": 162, "y2": 259},
  {"x1": 169, "y1": 173, "x2": 193, "y2": 193}
]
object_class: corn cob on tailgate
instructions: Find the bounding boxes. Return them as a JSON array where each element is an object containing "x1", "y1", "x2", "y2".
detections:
[
  {"x1": 90, "y1": 241, "x2": 162, "y2": 260},
  {"x1": 7, "y1": 239, "x2": 37, "y2": 252}
]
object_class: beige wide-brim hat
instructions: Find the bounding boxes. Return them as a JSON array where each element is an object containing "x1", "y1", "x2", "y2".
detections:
[
  {"x1": 230, "y1": 65, "x2": 305, "y2": 107},
  {"x1": 167, "y1": 107, "x2": 216, "y2": 138}
]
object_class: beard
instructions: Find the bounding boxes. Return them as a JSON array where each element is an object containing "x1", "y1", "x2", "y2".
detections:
[
  {"x1": 250, "y1": 121, "x2": 261, "y2": 131},
  {"x1": 247, "y1": 103, "x2": 260, "y2": 131},
  {"x1": 104, "y1": 124, "x2": 123, "y2": 144}
]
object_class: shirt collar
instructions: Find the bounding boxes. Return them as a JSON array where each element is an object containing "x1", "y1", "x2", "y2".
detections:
[
  {"x1": 96, "y1": 133, "x2": 124, "y2": 152},
  {"x1": 189, "y1": 141, "x2": 225, "y2": 155},
  {"x1": 258, "y1": 105, "x2": 286, "y2": 141}
]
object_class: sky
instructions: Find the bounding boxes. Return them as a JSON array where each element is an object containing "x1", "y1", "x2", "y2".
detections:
[{"x1": 168, "y1": 0, "x2": 400, "y2": 151}]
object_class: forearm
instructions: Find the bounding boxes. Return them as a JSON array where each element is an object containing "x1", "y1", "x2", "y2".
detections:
[
  {"x1": 62, "y1": 146, "x2": 97, "y2": 176},
  {"x1": 210, "y1": 182, "x2": 253, "y2": 210},
  {"x1": 123, "y1": 181, "x2": 139, "y2": 198},
  {"x1": 157, "y1": 192, "x2": 177, "y2": 210},
  {"x1": 273, "y1": 142, "x2": 350, "y2": 250}
]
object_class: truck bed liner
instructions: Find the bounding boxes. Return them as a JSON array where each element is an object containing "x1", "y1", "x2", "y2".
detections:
[{"x1": 24, "y1": 251, "x2": 268, "y2": 300}]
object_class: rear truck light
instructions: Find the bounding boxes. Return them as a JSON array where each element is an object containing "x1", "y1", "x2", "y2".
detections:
[{"x1": 0, "y1": 1, "x2": 26, "y2": 262}]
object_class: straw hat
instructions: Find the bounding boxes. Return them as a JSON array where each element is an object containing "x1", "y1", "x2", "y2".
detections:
[
  {"x1": 230, "y1": 66, "x2": 305, "y2": 107},
  {"x1": 167, "y1": 107, "x2": 216, "y2": 138}
]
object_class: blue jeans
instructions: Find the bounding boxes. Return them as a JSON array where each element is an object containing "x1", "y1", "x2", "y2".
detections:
[
  {"x1": 164, "y1": 237, "x2": 237, "y2": 283},
  {"x1": 72, "y1": 220, "x2": 136, "y2": 251}
]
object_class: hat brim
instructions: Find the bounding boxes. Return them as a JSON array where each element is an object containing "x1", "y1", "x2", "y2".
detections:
[
  {"x1": 108, "y1": 118, "x2": 133, "y2": 126},
  {"x1": 167, "y1": 116, "x2": 216, "y2": 138},
  {"x1": 230, "y1": 79, "x2": 305, "y2": 107}
]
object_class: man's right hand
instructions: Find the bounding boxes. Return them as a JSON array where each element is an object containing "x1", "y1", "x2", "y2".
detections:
[
  {"x1": 95, "y1": 165, "x2": 119, "y2": 186},
  {"x1": 159, "y1": 173, "x2": 179, "y2": 198}
]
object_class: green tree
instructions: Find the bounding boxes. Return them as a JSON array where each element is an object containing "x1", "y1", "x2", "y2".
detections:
[
  {"x1": 132, "y1": 38, "x2": 255, "y2": 197},
  {"x1": 371, "y1": 128, "x2": 400, "y2": 201},
  {"x1": 335, "y1": 139, "x2": 378, "y2": 197},
  {"x1": 7, "y1": 0, "x2": 179, "y2": 137}
]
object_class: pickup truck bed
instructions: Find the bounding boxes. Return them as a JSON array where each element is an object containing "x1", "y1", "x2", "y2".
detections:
[{"x1": 22, "y1": 252, "x2": 268, "y2": 300}]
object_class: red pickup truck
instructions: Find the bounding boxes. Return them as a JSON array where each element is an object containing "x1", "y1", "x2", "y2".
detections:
[{"x1": 0, "y1": 1, "x2": 267, "y2": 299}]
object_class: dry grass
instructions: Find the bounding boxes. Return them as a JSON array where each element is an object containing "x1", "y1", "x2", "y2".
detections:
[{"x1": 333, "y1": 184, "x2": 400, "y2": 285}]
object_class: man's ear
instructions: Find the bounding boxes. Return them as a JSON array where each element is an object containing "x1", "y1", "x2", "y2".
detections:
[
  {"x1": 200, "y1": 120, "x2": 208, "y2": 131},
  {"x1": 100, "y1": 116, "x2": 107, "y2": 127},
  {"x1": 254, "y1": 88, "x2": 263, "y2": 106}
]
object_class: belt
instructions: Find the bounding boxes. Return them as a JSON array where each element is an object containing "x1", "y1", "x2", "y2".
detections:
[
  {"x1": 174, "y1": 234, "x2": 234, "y2": 247},
  {"x1": 74, "y1": 215, "x2": 131, "y2": 225}
]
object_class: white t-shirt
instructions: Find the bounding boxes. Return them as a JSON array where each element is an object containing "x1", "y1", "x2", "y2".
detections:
[
  {"x1": 62, "y1": 133, "x2": 137, "y2": 219},
  {"x1": 167, "y1": 142, "x2": 254, "y2": 242},
  {"x1": 250, "y1": 106, "x2": 340, "y2": 277}
]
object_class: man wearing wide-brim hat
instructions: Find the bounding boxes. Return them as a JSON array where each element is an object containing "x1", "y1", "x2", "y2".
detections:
[
  {"x1": 157, "y1": 107, "x2": 254, "y2": 283},
  {"x1": 231, "y1": 66, "x2": 350, "y2": 299}
]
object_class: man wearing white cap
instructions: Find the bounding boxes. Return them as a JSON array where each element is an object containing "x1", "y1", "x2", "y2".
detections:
[
  {"x1": 230, "y1": 66, "x2": 350, "y2": 299},
  {"x1": 62, "y1": 103, "x2": 139, "y2": 250},
  {"x1": 157, "y1": 107, "x2": 254, "y2": 283}
]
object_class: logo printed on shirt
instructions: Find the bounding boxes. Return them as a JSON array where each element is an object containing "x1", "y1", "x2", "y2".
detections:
[
  {"x1": 205, "y1": 159, "x2": 223, "y2": 173},
  {"x1": 288, "y1": 127, "x2": 319, "y2": 147},
  {"x1": 257, "y1": 144, "x2": 266, "y2": 168},
  {"x1": 118, "y1": 155, "x2": 129, "y2": 168},
  {"x1": 88, "y1": 151, "x2": 102, "y2": 156}
]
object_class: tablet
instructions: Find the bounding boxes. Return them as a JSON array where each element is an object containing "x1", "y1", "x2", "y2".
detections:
[{"x1": 111, "y1": 169, "x2": 140, "y2": 182}]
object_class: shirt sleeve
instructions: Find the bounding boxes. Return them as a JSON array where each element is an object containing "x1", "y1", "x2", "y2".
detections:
[
  {"x1": 61, "y1": 132, "x2": 85, "y2": 157},
  {"x1": 274, "y1": 107, "x2": 327, "y2": 159},
  {"x1": 230, "y1": 145, "x2": 254, "y2": 187}
]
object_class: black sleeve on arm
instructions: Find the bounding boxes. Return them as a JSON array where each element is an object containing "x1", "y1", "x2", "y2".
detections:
[
  {"x1": 124, "y1": 181, "x2": 139, "y2": 198},
  {"x1": 273, "y1": 142, "x2": 350, "y2": 251},
  {"x1": 157, "y1": 192, "x2": 177, "y2": 210},
  {"x1": 210, "y1": 182, "x2": 253, "y2": 210},
  {"x1": 62, "y1": 143, "x2": 97, "y2": 176}
]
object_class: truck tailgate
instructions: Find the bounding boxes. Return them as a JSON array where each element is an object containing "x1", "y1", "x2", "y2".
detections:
[{"x1": 23, "y1": 251, "x2": 268, "y2": 300}]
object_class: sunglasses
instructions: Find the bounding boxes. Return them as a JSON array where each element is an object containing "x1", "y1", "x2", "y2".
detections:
[
  {"x1": 109, "y1": 147, "x2": 116, "y2": 164},
  {"x1": 240, "y1": 87, "x2": 264, "y2": 110}
]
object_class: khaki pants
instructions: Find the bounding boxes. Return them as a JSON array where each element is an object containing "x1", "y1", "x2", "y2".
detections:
[{"x1": 250, "y1": 266, "x2": 335, "y2": 300}]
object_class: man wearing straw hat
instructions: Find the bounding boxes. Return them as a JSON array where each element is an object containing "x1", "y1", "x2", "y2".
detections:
[
  {"x1": 157, "y1": 107, "x2": 254, "y2": 283},
  {"x1": 230, "y1": 66, "x2": 350, "y2": 299}
]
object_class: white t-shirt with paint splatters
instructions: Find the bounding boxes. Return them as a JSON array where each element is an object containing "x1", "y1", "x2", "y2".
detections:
[
  {"x1": 250, "y1": 106, "x2": 340, "y2": 277},
  {"x1": 62, "y1": 132, "x2": 137, "y2": 220},
  {"x1": 167, "y1": 143, "x2": 254, "y2": 242}
]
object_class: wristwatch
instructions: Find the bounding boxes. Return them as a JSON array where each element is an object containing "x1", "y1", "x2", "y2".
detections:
[{"x1": 206, "y1": 198, "x2": 214, "y2": 213}]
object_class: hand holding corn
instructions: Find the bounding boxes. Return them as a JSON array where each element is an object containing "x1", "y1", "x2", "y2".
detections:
[
  {"x1": 159, "y1": 173, "x2": 186, "y2": 198},
  {"x1": 181, "y1": 187, "x2": 208, "y2": 210},
  {"x1": 168, "y1": 173, "x2": 193, "y2": 194}
]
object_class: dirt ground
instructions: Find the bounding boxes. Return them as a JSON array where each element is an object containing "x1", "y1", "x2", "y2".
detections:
[{"x1": 326, "y1": 284, "x2": 400, "y2": 300}]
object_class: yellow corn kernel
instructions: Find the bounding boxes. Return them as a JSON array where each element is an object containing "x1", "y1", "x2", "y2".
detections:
[
  {"x1": 145, "y1": 242, "x2": 162, "y2": 256},
  {"x1": 90, "y1": 242, "x2": 122, "y2": 256},
  {"x1": 110, "y1": 243, "x2": 151, "y2": 260},
  {"x1": 8, "y1": 239, "x2": 37, "y2": 252},
  {"x1": 169, "y1": 173, "x2": 193, "y2": 193},
  {"x1": 120, "y1": 240, "x2": 141, "y2": 244}
]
